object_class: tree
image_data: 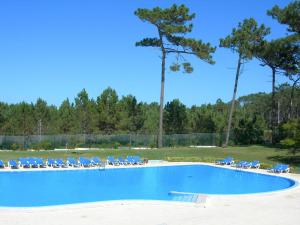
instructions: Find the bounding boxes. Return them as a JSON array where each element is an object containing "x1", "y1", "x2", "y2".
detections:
[
  {"x1": 266, "y1": 1, "x2": 300, "y2": 123},
  {"x1": 188, "y1": 105, "x2": 216, "y2": 133},
  {"x1": 267, "y1": 1, "x2": 300, "y2": 35},
  {"x1": 16, "y1": 102, "x2": 35, "y2": 136},
  {"x1": 233, "y1": 115, "x2": 265, "y2": 145},
  {"x1": 253, "y1": 38, "x2": 299, "y2": 143},
  {"x1": 118, "y1": 95, "x2": 144, "y2": 133},
  {"x1": 287, "y1": 72, "x2": 300, "y2": 119},
  {"x1": 220, "y1": 18, "x2": 270, "y2": 147},
  {"x1": 135, "y1": 4, "x2": 215, "y2": 148},
  {"x1": 141, "y1": 102, "x2": 159, "y2": 134},
  {"x1": 58, "y1": 99, "x2": 75, "y2": 133},
  {"x1": 164, "y1": 99, "x2": 187, "y2": 134},
  {"x1": 279, "y1": 119, "x2": 300, "y2": 155},
  {"x1": 34, "y1": 98, "x2": 51, "y2": 135},
  {"x1": 0, "y1": 103, "x2": 6, "y2": 134},
  {"x1": 74, "y1": 89, "x2": 97, "y2": 134},
  {"x1": 96, "y1": 87, "x2": 119, "y2": 134}
]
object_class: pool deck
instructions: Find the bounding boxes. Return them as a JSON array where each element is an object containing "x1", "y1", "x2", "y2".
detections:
[{"x1": 1, "y1": 162, "x2": 300, "y2": 225}]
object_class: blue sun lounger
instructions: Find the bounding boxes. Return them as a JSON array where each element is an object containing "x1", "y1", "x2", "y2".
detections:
[
  {"x1": 134, "y1": 156, "x2": 144, "y2": 165},
  {"x1": 35, "y1": 158, "x2": 47, "y2": 168},
  {"x1": 107, "y1": 156, "x2": 119, "y2": 166},
  {"x1": 125, "y1": 156, "x2": 135, "y2": 165},
  {"x1": 216, "y1": 157, "x2": 234, "y2": 165},
  {"x1": 28, "y1": 158, "x2": 39, "y2": 168},
  {"x1": 118, "y1": 157, "x2": 129, "y2": 165},
  {"x1": 47, "y1": 158, "x2": 59, "y2": 168},
  {"x1": 236, "y1": 161, "x2": 250, "y2": 168},
  {"x1": 56, "y1": 158, "x2": 68, "y2": 168},
  {"x1": 67, "y1": 157, "x2": 80, "y2": 167},
  {"x1": 79, "y1": 157, "x2": 92, "y2": 167},
  {"x1": 8, "y1": 160, "x2": 19, "y2": 169},
  {"x1": 0, "y1": 159, "x2": 5, "y2": 168},
  {"x1": 250, "y1": 160, "x2": 260, "y2": 169},
  {"x1": 19, "y1": 158, "x2": 31, "y2": 168},
  {"x1": 90, "y1": 157, "x2": 104, "y2": 167},
  {"x1": 269, "y1": 164, "x2": 290, "y2": 173}
]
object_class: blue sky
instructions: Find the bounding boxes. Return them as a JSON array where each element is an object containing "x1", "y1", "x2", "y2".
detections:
[{"x1": 0, "y1": 0, "x2": 293, "y2": 107}]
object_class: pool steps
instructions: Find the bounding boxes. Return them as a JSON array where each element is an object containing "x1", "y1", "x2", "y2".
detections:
[{"x1": 169, "y1": 191, "x2": 207, "y2": 204}]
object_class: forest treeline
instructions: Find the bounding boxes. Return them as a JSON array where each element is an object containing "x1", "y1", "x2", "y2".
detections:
[{"x1": 0, "y1": 84, "x2": 299, "y2": 146}]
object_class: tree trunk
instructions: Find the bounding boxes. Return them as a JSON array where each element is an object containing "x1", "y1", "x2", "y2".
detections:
[
  {"x1": 271, "y1": 67, "x2": 276, "y2": 144},
  {"x1": 277, "y1": 101, "x2": 280, "y2": 124},
  {"x1": 289, "y1": 79, "x2": 299, "y2": 119},
  {"x1": 224, "y1": 55, "x2": 242, "y2": 147},
  {"x1": 289, "y1": 86, "x2": 294, "y2": 119},
  {"x1": 158, "y1": 50, "x2": 166, "y2": 148}
]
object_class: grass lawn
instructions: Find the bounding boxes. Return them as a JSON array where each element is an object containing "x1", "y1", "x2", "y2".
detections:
[{"x1": 0, "y1": 145, "x2": 299, "y2": 173}]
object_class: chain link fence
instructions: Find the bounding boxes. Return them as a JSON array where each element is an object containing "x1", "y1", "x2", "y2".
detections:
[{"x1": 0, "y1": 133, "x2": 226, "y2": 150}]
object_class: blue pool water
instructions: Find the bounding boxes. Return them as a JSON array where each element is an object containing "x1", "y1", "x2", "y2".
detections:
[{"x1": 0, "y1": 165, "x2": 296, "y2": 207}]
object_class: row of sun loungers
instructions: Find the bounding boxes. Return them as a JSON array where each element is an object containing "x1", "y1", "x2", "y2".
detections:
[
  {"x1": 0, "y1": 155, "x2": 145, "y2": 169},
  {"x1": 216, "y1": 157, "x2": 290, "y2": 173},
  {"x1": 216, "y1": 157, "x2": 260, "y2": 169},
  {"x1": 107, "y1": 156, "x2": 144, "y2": 166},
  {"x1": 269, "y1": 164, "x2": 290, "y2": 173}
]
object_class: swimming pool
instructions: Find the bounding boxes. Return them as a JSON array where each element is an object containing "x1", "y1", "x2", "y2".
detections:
[{"x1": 0, "y1": 164, "x2": 297, "y2": 207}]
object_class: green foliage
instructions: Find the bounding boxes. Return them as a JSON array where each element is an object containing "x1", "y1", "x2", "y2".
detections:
[
  {"x1": 11, "y1": 143, "x2": 21, "y2": 151},
  {"x1": 233, "y1": 116, "x2": 265, "y2": 145},
  {"x1": 267, "y1": 1, "x2": 300, "y2": 34},
  {"x1": 279, "y1": 119, "x2": 300, "y2": 154},
  {"x1": 170, "y1": 63, "x2": 180, "y2": 72},
  {"x1": 75, "y1": 89, "x2": 98, "y2": 134},
  {"x1": 96, "y1": 87, "x2": 119, "y2": 134},
  {"x1": 118, "y1": 95, "x2": 144, "y2": 133},
  {"x1": 0, "y1": 85, "x2": 300, "y2": 148},
  {"x1": 220, "y1": 18, "x2": 270, "y2": 60},
  {"x1": 164, "y1": 99, "x2": 187, "y2": 134},
  {"x1": 188, "y1": 106, "x2": 217, "y2": 133},
  {"x1": 30, "y1": 141, "x2": 53, "y2": 150},
  {"x1": 141, "y1": 103, "x2": 159, "y2": 134},
  {"x1": 254, "y1": 38, "x2": 299, "y2": 72},
  {"x1": 59, "y1": 99, "x2": 75, "y2": 133},
  {"x1": 135, "y1": 4, "x2": 216, "y2": 72},
  {"x1": 182, "y1": 62, "x2": 193, "y2": 73}
]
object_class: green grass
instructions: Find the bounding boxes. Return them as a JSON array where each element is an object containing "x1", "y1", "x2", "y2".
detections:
[{"x1": 0, "y1": 145, "x2": 299, "y2": 173}]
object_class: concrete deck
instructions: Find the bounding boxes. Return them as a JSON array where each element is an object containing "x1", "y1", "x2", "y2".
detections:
[{"x1": 0, "y1": 162, "x2": 299, "y2": 225}]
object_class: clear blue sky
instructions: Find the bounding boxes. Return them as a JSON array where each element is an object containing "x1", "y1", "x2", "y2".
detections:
[{"x1": 0, "y1": 0, "x2": 293, "y2": 107}]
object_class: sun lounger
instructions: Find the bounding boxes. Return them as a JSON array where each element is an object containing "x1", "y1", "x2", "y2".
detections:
[
  {"x1": 8, "y1": 160, "x2": 19, "y2": 169},
  {"x1": 118, "y1": 157, "x2": 129, "y2": 165},
  {"x1": 28, "y1": 158, "x2": 39, "y2": 168},
  {"x1": 79, "y1": 157, "x2": 92, "y2": 167},
  {"x1": 0, "y1": 159, "x2": 5, "y2": 168},
  {"x1": 216, "y1": 157, "x2": 234, "y2": 165},
  {"x1": 277, "y1": 164, "x2": 290, "y2": 173},
  {"x1": 107, "y1": 156, "x2": 119, "y2": 166},
  {"x1": 250, "y1": 160, "x2": 260, "y2": 169},
  {"x1": 19, "y1": 158, "x2": 31, "y2": 168},
  {"x1": 133, "y1": 156, "x2": 144, "y2": 165},
  {"x1": 35, "y1": 158, "x2": 47, "y2": 168},
  {"x1": 56, "y1": 158, "x2": 68, "y2": 168},
  {"x1": 236, "y1": 161, "x2": 250, "y2": 168},
  {"x1": 269, "y1": 164, "x2": 290, "y2": 173},
  {"x1": 47, "y1": 158, "x2": 59, "y2": 168},
  {"x1": 126, "y1": 156, "x2": 135, "y2": 165},
  {"x1": 90, "y1": 157, "x2": 104, "y2": 167},
  {"x1": 67, "y1": 157, "x2": 80, "y2": 167}
]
